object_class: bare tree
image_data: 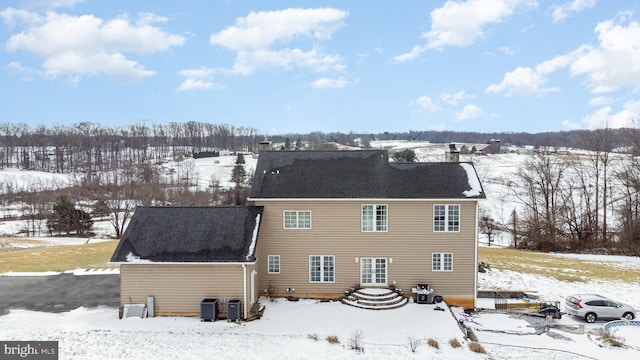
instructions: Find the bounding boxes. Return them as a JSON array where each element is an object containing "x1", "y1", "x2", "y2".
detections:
[
  {"x1": 580, "y1": 126, "x2": 616, "y2": 245},
  {"x1": 508, "y1": 150, "x2": 570, "y2": 250}
]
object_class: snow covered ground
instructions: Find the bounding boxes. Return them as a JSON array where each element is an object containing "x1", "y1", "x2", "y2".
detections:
[
  {"x1": 1, "y1": 142, "x2": 640, "y2": 359},
  {"x1": 0, "y1": 253, "x2": 639, "y2": 359}
]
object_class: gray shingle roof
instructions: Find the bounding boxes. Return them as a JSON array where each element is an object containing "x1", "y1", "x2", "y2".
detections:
[
  {"x1": 249, "y1": 150, "x2": 485, "y2": 199},
  {"x1": 110, "y1": 206, "x2": 263, "y2": 263}
]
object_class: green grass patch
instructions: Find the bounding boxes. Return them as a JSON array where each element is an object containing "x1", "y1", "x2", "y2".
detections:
[
  {"x1": 479, "y1": 247, "x2": 640, "y2": 283},
  {"x1": 0, "y1": 240, "x2": 119, "y2": 273}
]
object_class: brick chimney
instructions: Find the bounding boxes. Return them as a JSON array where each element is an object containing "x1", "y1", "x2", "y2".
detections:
[{"x1": 445, "y1": 144, "x2": 460, "y2": 162}]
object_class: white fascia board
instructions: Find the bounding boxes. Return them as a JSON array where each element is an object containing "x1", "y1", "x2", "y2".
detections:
[{"x1": 112, "y1": 261, "x2": 257, "y2": 266}]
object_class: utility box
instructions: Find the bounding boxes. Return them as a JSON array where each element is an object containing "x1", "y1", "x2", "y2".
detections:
[
  {"x1": 200, "y1": 299, "x2": 218, "y2": 321},
  {"x1": 227, "y1": 299, "x2": 241, "y2": 321}
]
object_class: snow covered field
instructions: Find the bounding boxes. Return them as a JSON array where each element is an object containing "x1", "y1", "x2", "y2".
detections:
[{"x1": 1, "y1": 142, "x2": 640, "y2": 359}]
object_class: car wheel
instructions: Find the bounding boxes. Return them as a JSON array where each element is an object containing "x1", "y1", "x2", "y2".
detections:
[
  {"x1": 585, "y1": 313, "x2": 597, "y2": 323},
  {"x1": 623, "y1": 312, "x2": 635, "y2": 321}
]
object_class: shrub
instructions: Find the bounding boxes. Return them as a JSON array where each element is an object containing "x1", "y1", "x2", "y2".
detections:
[
  {"x1": 349, "y1": 330, "x2": 364, "y2": 353},
  {"x1": 408, "y1": 337, "x2": 421, "y2": 352},
  {"x1": 426, "y1": 338, "x2": 439, "y2": 349},
  {"x1": 326, "y1": 335, "x2": 340, "y2": 344},
  {"x1": 449, "y1": 338, "x2": 462, "y2": 348},
  {"x1": 598, "y1": 330, "x2": 624, "y2": 347},
  {"x1": 468, "y1": 342, "x2": 486, "y2": 353}
]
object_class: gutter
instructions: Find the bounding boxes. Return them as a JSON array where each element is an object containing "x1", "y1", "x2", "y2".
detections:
[
  {"x1": 243, "y1": 264, "x2": 248, "y2": 319},
  {"x1": 474, "y1": 201, "x2": 479, "y2": 309},
  {"x1": 111, "y1": 261, "x2": 257, "y2": 266},
  {"x1": 248, "y1": 197, "x2": 484, "y2": 202}
]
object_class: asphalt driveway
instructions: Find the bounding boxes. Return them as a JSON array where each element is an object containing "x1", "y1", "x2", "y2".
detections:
[{"x1": 0, "y1": 273, "x2": 120, "y2": 315}]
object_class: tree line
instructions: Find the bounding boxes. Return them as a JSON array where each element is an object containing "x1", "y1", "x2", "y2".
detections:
[
  {"x1": 0, "y1": 121, "x2": 261, "y2": 175},
  {"x1": 480, "y1": 127, "x2": 640, "y2": 255}
]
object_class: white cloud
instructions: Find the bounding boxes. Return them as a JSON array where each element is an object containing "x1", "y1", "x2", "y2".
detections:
[
  {"x1": 33, "y1": 0, "x2": 84, "y2": 10},
  {"x1": 440, "y1": 91, "x2": 470, "y2": 105},
  {"x1": 498, "y1": 46, "x2": 515, "y2": 56},
  {"x1": 489, "y1": 16, "x2": 640, "y2": 98},
  {"x1": 486, "y1": 66, "x2": 558, "y2": 95},
  {"x1": 571, "y1": 100, "x2": 640, "y2": 129},
  {"x1": 6, "y1": 61, "x2": 35, "y2": 81},
  {"x1": 411, "y1": 96, "x2": 440, "y2": 112},
  {"x1": 535, "y1": 47, "x2": 587, "y2": 74},
  {"x1": 3, "y1": 10, "x2": 184, "y2": 82},
  {"x1": 569, "y1": 16, "x2": 640, "y2": 93},
  {"x1": 393, "y1": 45, "x2": 426, "y2": 62},
  {"x1": 455, "y1": 104, "x2": 483, "y2": 120},
  {"x1": 177, "y1": 68, "x2": 222, "y2": 91},
  {"x1": 589, "y1": 96, "x2": 613, "y2": 106},
  {"x1": 395, "y1": 0, "x2": 538, "y2": 61},
  {"x1": 562, "y1": 119, "x2": 582, "y2": 130},
  {"x1": 0, "y1": 7, "x2": 42, "y2": 27},
  {"x1": 311, "y1": 77, "x2": 350, "y2": 89},
  {"x1": 230, "y1": 48, "x2": 344, "y2": 75},
  {"x1": 210, "y1": 8, "x2": 347, "y2": 75},
  {"x1": 552, "y1": 0, "x2": 596, "y2": 23}
]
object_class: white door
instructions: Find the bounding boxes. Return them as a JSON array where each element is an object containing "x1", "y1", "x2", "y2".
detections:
[{"x1": 360, "y1": 258, "x2": 387, "y2": 286}]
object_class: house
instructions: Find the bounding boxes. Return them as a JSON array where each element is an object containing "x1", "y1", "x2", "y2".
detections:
[
  {"x1": 249, "y1": 150, "x2": 484, "y2": 309},
  {"x1": 110, "y1": 206, "x2": 264, "y2": 318},
  {"x1": 111, "y1": 149, "x2": 485, "y2": 318}
]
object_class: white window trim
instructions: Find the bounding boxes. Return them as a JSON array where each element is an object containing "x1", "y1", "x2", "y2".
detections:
[
  {"x1": 283, "y1": 210, "x2": 312, "y2": 229},
  {"x1": 309, "y1": 255, "x2": 336, "y2": 283},
  {"x1": 432, "y1": 253, "x2": 453, "y2": 272},
  {"x1": 433, "y1": 204, "x2": 460, "y2": 232},
  {"x1": 361, "y1": 204, "x2": 388, "y2": 232},
  {"x1": 267, "y1": 255, "x2": 280, "y2": 274}
]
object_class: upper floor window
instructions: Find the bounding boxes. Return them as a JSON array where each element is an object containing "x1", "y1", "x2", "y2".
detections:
[
  {"x1": 433, "y1": 204, "x2": 460, "y2": 232},
  {"x1": 362, "y1": 204, "x2": 387, "y2": 232},
  {"x1": 284, "y1": 210, "x2": 311, "y2": 229},
  {"x1": 432, "y1": 253, "x2": 453, "y2": 271}
]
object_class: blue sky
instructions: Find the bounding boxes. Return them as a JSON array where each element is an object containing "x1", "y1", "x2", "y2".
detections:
[{"x1": 2, "y1": 0, "x2": 640, "y2": 135}]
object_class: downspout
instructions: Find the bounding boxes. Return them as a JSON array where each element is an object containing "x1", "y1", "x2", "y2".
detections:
[
  {"x1": 474, "y1": 201, "x2": 479, "y2": 309},
  {"x1": 243, "y1": 264, "x2": 247, "y2": 319}
]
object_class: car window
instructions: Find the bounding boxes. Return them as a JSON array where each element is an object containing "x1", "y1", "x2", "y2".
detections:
[
  {"x1": 567, "y1": 296, "x2": 579, "y2": 304},
  {"x1": 585, "y1": 300, "x2": 605, "y2": 306},
  {"x1": 605, "y1": 301, "x2": 619, "y2": 307}
]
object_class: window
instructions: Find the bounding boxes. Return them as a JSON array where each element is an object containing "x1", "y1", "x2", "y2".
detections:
[
  {"x1": 268, "y1": 255, "x2": 280, "y2": 274},
  {"x1": 433, "y1": 204, "x2": 460, "y2": 232},
  {"x1": 432, "y1": 253, "x2": 453, "y2": 271},
  {"x1": 361, "y1": 204, "x2": 387, "y2": 232},
  {"x1": 309, "y1": 255, "x2": 335, "y2": 282},
  {"x1": 284, "y1": 210, "x2": 311, "y2": 229}
]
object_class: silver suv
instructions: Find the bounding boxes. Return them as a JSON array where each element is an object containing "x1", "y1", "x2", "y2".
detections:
[{"x1": 565, "y1": 294, "x2": 636, "y2": 323}]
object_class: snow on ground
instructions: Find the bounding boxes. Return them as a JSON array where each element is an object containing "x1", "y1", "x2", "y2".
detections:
[
  {"x1": 0, "y1": 168, "x2": 74, "y2": 191},
  {"x1": 1, "y1": 254, "x2": 639, "y2": 360}
]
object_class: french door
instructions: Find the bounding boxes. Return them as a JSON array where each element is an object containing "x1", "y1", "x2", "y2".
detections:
[{"x1": 360, "y1": 258, "x2": 387, "y2": 286}]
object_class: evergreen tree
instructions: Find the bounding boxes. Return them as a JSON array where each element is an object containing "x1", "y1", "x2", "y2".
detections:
[
  {"x1": 392, "y1": 149, "x2": 417, "y2": 162},
  {"x1": 47, "y1": 195, "x2": 93, "y2": 236}
]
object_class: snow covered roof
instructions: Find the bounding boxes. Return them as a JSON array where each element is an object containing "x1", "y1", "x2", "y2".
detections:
[
  {"x1": 250, "y1": 150, "x2": 485, "y2": 199},
  {"x1": 110, "y1": 206, "x2": 264, "y2": 263}
]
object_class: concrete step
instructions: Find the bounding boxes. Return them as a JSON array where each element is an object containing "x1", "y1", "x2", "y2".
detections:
[{"x1": 342, "y1": 288, "x2": 408, "y2": 310}]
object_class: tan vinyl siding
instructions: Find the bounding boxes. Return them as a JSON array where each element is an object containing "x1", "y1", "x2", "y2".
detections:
[
  {"x1": 120, "y1": 264, "x2": 247, "y2": 316},
  {"x1": 254, "y1": 200, "x2": 478, "y2": 307}
]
